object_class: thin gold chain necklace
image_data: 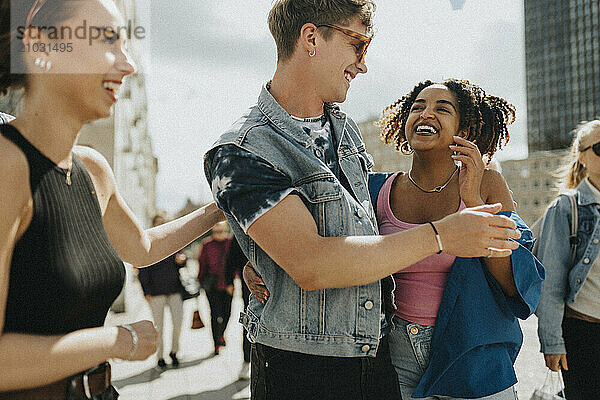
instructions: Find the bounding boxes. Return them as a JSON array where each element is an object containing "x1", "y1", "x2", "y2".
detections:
[{"x1": 408, "y1": 166, "x2": 458, "y2": 193}]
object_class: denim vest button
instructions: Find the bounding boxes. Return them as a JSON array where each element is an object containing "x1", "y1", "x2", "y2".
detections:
[
  {"x1": 594, "y1": 239, "x2": 599, "y2": 244},
  {"x1": 577, "y1": 279, "x2": 582, "y2": 284},
  {"x1": 364, "y1": 300, "x2": 374, "y2": 310},
  {"x1": 584, "y1": 258, "x2": 590, "y2": 264},
  {"x1": 410, "y1": 326, "x2": 419, "y2": 335},
  {"x1": 356, "y1": 208, "x2": 366, "y2": 218},
  {"x1": 361, "y1": 344, "x2": 370, "y2": 353}
]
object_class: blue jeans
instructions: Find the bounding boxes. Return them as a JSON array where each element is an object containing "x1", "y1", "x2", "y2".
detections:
[{"x1": 388, "y1": 316, "x2": 518, "y2": 400}]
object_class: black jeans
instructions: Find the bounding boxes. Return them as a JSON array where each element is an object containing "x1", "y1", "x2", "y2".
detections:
[
  {"x1": 250, "y1": 336, "x2": 401, "y2": 400},
  {"x1": 206, "y1": 289, "x2": 232, "y2": 347},
  {"x1": 562, "y1": 316, "x2": 600, "y2": 400}
]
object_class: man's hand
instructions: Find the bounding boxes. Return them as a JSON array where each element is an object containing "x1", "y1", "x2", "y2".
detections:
[
  {"x1": 436, "y1": 203, "x2": 521, "y2": 258},
  {"x1": 544, "y1": 353, "x2": 568, "y2": 371},
  {"x1": 243, "y1": 262, "x2": 270, "y2": 304}
]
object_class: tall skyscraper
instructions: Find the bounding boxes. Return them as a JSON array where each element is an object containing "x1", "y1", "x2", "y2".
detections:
[{"x1": 525, "y1": 0, "x2": 600, "y2": 151}]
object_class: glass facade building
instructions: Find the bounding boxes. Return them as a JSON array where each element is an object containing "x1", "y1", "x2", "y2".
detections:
[{"x1": 525, "y1": 0, "x2": 600, "y2": 151}]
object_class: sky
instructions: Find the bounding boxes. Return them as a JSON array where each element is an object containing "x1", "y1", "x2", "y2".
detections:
[{"x1": 146, "y1": 0, "x2": 528, "y2": 214}]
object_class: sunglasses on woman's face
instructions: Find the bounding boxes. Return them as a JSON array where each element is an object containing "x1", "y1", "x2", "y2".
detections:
[{"x1": 582, "y1": 142, "x2": 600, "y2": 157}]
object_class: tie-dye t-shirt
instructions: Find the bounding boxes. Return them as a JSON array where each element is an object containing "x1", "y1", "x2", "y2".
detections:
[
  {"x1": 294, "y1": 118, "x2": 339, "y2": 178},
  {"x1": 210, "y1": 119, "x2": 339, "y2": 234},
  {"x1": 210, "y1": 146, "x2": 294, "y2": 233}
]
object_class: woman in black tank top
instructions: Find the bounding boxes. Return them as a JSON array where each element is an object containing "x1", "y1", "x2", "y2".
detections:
[{"x1": 0, "y1": 1, "x2": 224, "y2": 398}]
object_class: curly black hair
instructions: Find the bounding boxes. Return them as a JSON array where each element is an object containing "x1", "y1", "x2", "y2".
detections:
[{"x1": 376, "y1": 79, "x2": 516, "y2": 160}]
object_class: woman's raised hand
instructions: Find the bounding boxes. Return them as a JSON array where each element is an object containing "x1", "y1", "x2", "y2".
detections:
[{"x1": 450, "y1": 135, "x2": 485, "y2": 207}]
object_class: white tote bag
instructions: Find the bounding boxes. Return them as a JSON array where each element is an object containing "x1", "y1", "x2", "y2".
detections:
[{"x1": 530, "y1": 369, "x2": 566, "y2": 400}]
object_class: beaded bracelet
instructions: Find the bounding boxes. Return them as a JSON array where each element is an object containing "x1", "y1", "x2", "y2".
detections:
[{"x1": 120, "y1": 324, "x2": 138, "y2": 361}]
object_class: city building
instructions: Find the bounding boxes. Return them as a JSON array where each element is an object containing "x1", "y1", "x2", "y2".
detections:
[
  {"x1": 525, "y1": 0, "x2": 600, "y2": 152},
  {"x1": 501, "y1": 150, "x2": 569, "y2": 225}
]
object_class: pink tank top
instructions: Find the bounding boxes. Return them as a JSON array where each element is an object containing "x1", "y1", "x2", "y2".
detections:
[{"x1": 376, "y1": 172, "x2": 466, "y2": 326}]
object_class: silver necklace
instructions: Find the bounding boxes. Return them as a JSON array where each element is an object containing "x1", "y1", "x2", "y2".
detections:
[{"x1": 408, "y1": 166, "x2": 458, "y2": 193}]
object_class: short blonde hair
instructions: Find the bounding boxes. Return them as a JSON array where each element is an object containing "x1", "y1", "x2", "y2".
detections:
[{"x1": 268, "y1": 0, "x2": 375, "y2": 62}]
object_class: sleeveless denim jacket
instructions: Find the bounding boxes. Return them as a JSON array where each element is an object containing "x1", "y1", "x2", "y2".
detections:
[{"x1": 204, "y1": 85, "x2": 393, "y2": 357}]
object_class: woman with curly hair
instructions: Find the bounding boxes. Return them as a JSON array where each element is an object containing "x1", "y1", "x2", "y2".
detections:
[{"x1": 373, "y1": 79, "x2": 544, "y2": 399}]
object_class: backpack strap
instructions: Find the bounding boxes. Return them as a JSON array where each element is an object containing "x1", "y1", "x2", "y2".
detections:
[
  {"x1": 565, "y1": 192, "x2": 579, "y2": 267},
  {"x1": 368, "y1": 172, "x2": 393, "y2": 209}
]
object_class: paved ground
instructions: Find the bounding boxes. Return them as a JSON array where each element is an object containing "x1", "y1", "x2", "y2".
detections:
[{"x1": 106, "y1": 266, "x2": 548, "y2": 400}]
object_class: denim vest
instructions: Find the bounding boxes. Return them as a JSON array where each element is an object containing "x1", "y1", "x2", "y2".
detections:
[
  {"x1": 204, "y1": 85, "x2": 393, "y2": 357},
  {"x1": 535, "y1": 180, "x2": 600, "y2": 353}
]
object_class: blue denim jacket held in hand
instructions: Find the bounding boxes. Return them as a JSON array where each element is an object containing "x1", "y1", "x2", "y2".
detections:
[
  {"x1": 412, "y1": 211, "x2": 545, "y2": 399},
  {"x1": 204, "y1": 85, "x2": 395, "y2": 358},
  {"x1": 535, "y1": 181, "x2": 600, "y2": 354}
]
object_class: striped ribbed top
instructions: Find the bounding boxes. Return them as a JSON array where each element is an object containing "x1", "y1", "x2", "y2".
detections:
[{"x1": 1, "y1": 124, "x2": 125, "y2": 335}]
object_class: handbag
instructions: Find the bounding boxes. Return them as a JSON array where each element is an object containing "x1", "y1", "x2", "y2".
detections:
[
  {"x1": 191, "y1": 309, "x2": 205, "y2": 329},
  {"x1": 529, "y1": 369, "x2": 566, "y2": 400}
]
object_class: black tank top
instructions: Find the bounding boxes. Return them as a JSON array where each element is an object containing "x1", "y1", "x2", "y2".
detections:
[{"x1": 1, "y1": 124, "x2": 125, "y2": 335}]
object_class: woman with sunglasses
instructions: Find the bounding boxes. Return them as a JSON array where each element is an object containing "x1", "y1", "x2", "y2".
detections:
[
  {"x1": 535, "y1": 120, "x2": 600, "y2": 400},
  {"x1": 0, "y1": 0, "x2": 223, "y2": 398}
]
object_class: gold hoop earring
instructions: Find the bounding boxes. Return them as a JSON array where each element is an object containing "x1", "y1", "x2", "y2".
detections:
[
  {"x1": 400, "y1": 141, "x2": 413, "y2": 155},
  {"x1": 308, "y1": 49, "x2": 316, "y2": 57}
]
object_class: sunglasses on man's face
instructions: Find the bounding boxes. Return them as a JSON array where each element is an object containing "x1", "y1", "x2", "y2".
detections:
[
  {"x1": 317, "y1": 24, "x2": 372, "y2": 63},
  {"x1": 582, "y1": 142, "x2": 600, "y2": 157}
]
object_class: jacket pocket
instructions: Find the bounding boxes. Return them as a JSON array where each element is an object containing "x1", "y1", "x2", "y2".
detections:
[
  {"x1": 295, "y1": 176, "x2": 343, "y2": 203},
  {"x1": 295, "y1": 176, "x2": 344, "y2": 237}
]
